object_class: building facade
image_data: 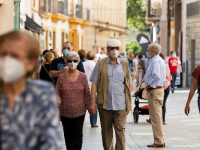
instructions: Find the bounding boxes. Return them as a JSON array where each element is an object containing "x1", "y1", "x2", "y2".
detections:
[
  {"x1": 41, "y1": 0, "x2": 90, "y2": 53},
  {"x1": 146, "y1": 0, "x2": 168, "y2": 56},
  {"x1": 0, "y1": 0, "x2": 16, "y2": 35},
  {"x1": 83, "y1": 0, "x2": 127, "y2": 53}
]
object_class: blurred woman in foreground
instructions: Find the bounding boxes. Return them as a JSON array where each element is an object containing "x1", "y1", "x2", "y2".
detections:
[{"x1": 0, "y1": 31, "x2": 62, "y2": 149}]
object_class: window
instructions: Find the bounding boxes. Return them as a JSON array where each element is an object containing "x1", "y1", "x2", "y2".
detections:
[
  {"x1": 14, "y1": 2, "x2": 20, "y2": 30},
  {"x1": 48, "y1": 0, "x2": 52, "y2": 13}
]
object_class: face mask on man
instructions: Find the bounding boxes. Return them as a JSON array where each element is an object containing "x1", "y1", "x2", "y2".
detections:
[
  {"x1": 110, "y1": 49, "x2": 119, "y2": 58},
  {"x1": 68, "y1": 61, "x2": 78, "y2": 70},
  {"x1": 0, "y1": 56, "x2": 25, "y2": 83},
  {"x1": 146, "y1": 52, "x2": 151, "y2": 59},
  {"x1": 63, "y1": 49, "x2": 69, "y2": 57},
  {"x1": 172, "y1": 54, "x2": 176, "y2": 58}
]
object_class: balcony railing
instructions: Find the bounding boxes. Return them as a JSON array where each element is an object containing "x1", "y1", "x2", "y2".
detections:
[{"x1": 147, "y1": 0, "x2": 161, "y2": 21}]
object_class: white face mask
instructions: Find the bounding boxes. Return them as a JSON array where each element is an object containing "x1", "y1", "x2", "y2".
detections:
[
  {"x1": 0, "y1": 56, "x2": 25, "y2": 83},
  {"x1": 110, "y1": 49, "x2": 119, "y2": 58},
  {"x1": 68, "y1": 61, "x2": 78, "y2": 70}
]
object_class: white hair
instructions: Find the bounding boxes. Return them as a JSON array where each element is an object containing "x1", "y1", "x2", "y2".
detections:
[
  {"x1": 64, "y1": 51, "x2": 80, "y2": 63},
  {"x1": 148, "y1": 43, "x2": 161, "y2": 54}
]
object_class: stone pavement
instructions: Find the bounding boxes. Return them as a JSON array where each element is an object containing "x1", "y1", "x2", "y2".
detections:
[{"x1": 60, "y1": 88, "x2": 200, "y2": 150}]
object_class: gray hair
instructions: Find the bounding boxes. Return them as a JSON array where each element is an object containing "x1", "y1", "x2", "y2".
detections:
[
  {"x1": 64, "y1": 51, "x2": 80, "y2": 63},
  {"x1": 148, "y1": 43, "x2": 161, "y2": 54}
]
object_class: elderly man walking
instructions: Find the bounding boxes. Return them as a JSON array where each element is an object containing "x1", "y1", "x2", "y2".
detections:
[
  {"x1": 89, "y1": 39, "x2": 132, "y2": 150},
  {"x1": 145, "y1": 43, "x2": 166, "y2": 148}
]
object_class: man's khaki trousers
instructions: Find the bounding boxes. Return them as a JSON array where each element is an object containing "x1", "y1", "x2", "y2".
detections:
[
  {"x1": 98, "y1": 108, "x2": 127, "y2": 150},
  {"x1": 147, "y1": 88, "x2": 165, "y2": 145}
]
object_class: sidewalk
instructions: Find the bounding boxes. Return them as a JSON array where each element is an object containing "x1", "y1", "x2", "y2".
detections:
[{"x1": 60, "y1": 89, "x2": 200, "y2": 150}]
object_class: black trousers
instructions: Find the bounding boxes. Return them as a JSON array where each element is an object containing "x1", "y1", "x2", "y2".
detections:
[
  {"x1": 61, "y1": 114, "x2": 85, "y2": 150},
  {"x1": 162, "y1": 86, "x2": 170, "y2": 122},
  {"x1": 170, "y1": 73, "x2": 177, "y2": 90}
]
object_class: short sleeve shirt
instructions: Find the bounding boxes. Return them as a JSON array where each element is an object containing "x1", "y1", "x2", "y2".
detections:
[
  {"x1": 191, "y1": 65, "x2": 200, "y2": 82},
  {"x1": 49, "y1": 57, "x2": 85, "y2": 84}
]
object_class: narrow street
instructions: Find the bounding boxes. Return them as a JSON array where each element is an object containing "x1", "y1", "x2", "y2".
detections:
[{"x1": 60, "y1": 88, "x2": 200, "y2": 150}]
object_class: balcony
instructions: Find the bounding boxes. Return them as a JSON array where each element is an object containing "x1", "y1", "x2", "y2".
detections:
[{"x1": 146, "y1": 0, "x2": 161, "y2": 22}]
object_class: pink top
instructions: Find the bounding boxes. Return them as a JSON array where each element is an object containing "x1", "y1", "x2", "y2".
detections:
[
  {"x1": 163, "y1": 65, "x2": 172, "y2": 90},
  {"x1": 56, "y1": 72, "x2": 91, "y2": 118}
]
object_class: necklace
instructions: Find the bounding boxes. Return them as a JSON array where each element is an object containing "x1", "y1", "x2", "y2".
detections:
[{"x1": 68, "y1": 71, "x2": 78, "y2": 79}]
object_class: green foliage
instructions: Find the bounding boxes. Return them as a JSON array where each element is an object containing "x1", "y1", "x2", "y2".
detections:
[
  {"x1": 126, "y1": 41, "x2": 143, "y2": 56},
  {"x1": 127, "y1": 0, "x2": 150, "y2": 32}
]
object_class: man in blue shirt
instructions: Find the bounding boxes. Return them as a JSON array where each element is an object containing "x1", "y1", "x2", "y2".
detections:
[
  {"x1": 49, "y1": 42, "x2": 85, "y2": 84},
  {"x1": 145, "y1": 43, "x2": 166, "y2": 148}
]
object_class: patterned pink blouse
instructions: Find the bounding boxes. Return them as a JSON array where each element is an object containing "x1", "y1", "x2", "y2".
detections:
[{"x1": 56, "y1": 72, "x2": 91, "y2": 118}]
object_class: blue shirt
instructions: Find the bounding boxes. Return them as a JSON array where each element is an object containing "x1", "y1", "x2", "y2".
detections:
[
  {"x1": 49, "y1": 57, "x2": 85, "y2": 84},
  {"x1": 145, "y1": 55, "x2": 166, "y2": 88},
  {"x1": 90, "y1": 57, "x2": 132, "y2": 110},
  {"x1": 0, "y1": 80, "x2": 63, "y2": 150}
]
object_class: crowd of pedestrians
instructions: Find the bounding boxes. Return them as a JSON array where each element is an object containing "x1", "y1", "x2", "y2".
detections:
[{"x1": 0, "y1": 30, "x2": 199, "y2": 150}]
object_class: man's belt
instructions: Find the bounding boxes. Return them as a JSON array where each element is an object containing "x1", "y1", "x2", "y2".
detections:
[{"x1": 148, "y1": 86, "x2": 163, "y2": 91}]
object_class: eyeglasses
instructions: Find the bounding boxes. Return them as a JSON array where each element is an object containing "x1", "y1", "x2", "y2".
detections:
[
  {"x1": 67, "y1": 60, "x2": 78, "y2": 63},
  {"x1": 109, "y1": 47, "x2": 120, "y2": 50}
]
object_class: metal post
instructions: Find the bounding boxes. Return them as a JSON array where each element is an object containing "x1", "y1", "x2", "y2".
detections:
[{"x1": 167, "y1": 0, "x2": 171, "y2": 56}]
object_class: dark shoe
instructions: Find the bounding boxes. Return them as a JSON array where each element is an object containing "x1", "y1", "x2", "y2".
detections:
[
  {"x1": 147, "y1": 143, "x2": 165, "y2": 148},
  {"x1": 146, "y1": 119, "x2": 151, "y2": 123},
  {"x1": 91, "y1": 124, "x2": 98, "y2": 128},
  {"x1": 172, "y1": 90, "x2": 174, "y2": 93},
  {"x1": 163, "y1": 122, "x2": 166, "y2": 125}
]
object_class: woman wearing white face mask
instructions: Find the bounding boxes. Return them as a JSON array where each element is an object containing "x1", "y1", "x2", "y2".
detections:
[
  {"x1": 0, "y1": 31, "x2": 62, "y2": 149},
  {"x1": 56, "y1": 51, "x2": 91, "y2": 150}
]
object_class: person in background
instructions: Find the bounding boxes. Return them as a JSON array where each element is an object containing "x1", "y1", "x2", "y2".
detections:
[
  {"x1": 36, "y1": 49, "x2": 49, "y2": 80},
  {"x1": 94, "y1": 54, "x2": 98, "y2": 63},
  {"x1": 56, "y1": 51, "x2": 90, "y2": 150},
  {"x1": 145, "y1": 43, "x2": 166, "y2": 148},
  {"x1": 89, "y1": 39, "x2": 132, "y2": 150},
  {"x1": 49, "y1": 41, "x2": 85, "y2": 85},
  {"x1": 137, "y1": 53, "x2": 145, "y2": 86},
  {"x1": 120, "y1": 52, "x2": 127, "y2": 60},
  {"x1": 51, "y1": 50, "x2": 60, "y2": 59},
  {"x1": 185, "y1": 64, "x2": 200, "y2": 116},
  {"x1": 96, "y1": 47, "x2": 107, "y2": 59},
  {"x1": 40, "y1": 52, "x2": 55, "y2": 84},
  {"x1": 83, "y1": 51, "x2": 98, "y2": 128},
  {"x1": 128, "y1": 51, "x2": 138, "y2": 95},
  {"x1": 78, "y1": 49, "x2": 87, "y2": 62},
  {"x1": 165, "y1": 51, "x2": 182, "y2": 93},
  {"x1": 159, "y1": 53, "x2": 172, "y2": 125},
  {"x1": 0, "y1": 31, "x2": 62, "y2": 149}
]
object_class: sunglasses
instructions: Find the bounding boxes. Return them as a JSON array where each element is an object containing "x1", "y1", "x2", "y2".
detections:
[{"x1": 67, "y1": 60, "x2": 78, "y2": 63}]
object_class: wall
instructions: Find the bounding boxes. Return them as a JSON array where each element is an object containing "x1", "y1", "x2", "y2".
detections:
[
  {"x1": 185, "y1": 0, "x2": 200, "y2": 85},
  {"x1": 0, "y1": 0, "x2": 14, "y2": 35}
]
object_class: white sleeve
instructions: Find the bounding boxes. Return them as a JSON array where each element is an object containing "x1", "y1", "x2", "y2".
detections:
[{"x1": 178, "y1": 59, "x2": 181, "y2": 65}]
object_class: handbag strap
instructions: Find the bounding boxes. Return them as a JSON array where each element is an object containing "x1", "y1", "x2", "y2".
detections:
[{"x1": 42, "y1": 65, "x2": 55, "y2": 83}]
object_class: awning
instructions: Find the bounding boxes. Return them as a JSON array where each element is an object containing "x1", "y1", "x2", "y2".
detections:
[{"x1": 25, "y1": 15, "x2": 44, "y2": 34}]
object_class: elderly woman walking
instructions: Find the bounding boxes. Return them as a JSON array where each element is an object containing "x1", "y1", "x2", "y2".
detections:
[{"x1": 56, "y1": 51, "x2": 91, "y2": 150}]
